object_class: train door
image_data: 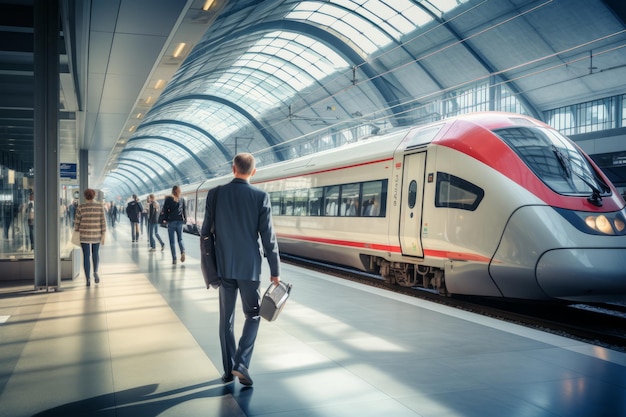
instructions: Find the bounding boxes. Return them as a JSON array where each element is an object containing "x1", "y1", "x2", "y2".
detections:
[{"x1": 399, "y1": 152, "x2": 426, "y2": 257}]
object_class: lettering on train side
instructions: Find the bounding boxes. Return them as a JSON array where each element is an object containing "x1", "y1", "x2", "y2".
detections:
[{"x1": 392, "y1": 172, "x2": 400, "y2": 207}]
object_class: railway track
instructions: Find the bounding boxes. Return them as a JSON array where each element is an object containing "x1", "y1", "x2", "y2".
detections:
[{"x1": 282, "y1": 254, "x2": 626, "y2": 352}]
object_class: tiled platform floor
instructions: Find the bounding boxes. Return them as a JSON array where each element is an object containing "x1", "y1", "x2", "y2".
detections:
[{"x1": 1, "y1": 226, "x2": 625, "y2": 416}]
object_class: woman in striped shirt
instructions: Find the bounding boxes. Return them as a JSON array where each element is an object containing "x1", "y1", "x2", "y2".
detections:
[{"x1": 74, "y1": 188, "x2": 106, "y2": 286}]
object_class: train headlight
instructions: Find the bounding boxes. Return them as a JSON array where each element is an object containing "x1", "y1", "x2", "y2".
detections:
[
  {"x1": 594, "y1": 215, "x2": 614, "y2": 235},
  {"x1": 558, "y1": 208, "x2": 626, "y2": 236}
]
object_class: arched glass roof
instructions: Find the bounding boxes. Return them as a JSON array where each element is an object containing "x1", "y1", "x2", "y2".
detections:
[
  {"x1": 101, "y1": 0, "x2": 626, "y2": 197},
  {"x1": 98, "y1": 0, "x2": 504, "y2": 197},
  {"x1": 164, "y1": 31, "x2": 350, "y2": 114},
  {"x1": 287, "y1": 0, "x2": 435, "y2": 54}
]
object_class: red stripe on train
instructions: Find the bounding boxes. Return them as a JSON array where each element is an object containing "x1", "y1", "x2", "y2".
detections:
[
  {"x1": 253, "y1": 158, "x2": 394, "y2": 184},
  {"x1": 278, "y1": 234, "x2": 491, "y2": 263}
]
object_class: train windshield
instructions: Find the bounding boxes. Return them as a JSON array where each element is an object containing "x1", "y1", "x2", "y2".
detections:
[{"x1": 493, "y1": 126, "x2": 611, "y2": 199}]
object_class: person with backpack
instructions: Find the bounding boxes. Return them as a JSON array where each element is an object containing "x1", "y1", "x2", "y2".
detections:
[{"x1": 125, "y1": 194, "x2": 143, "y2": 243}]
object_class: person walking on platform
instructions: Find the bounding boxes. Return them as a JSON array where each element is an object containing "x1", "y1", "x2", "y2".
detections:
[
  {"x1": 141, "y1": 199, "x2": 148, "y2": 241},
  {"x1": 161, "y1": 185, "x2": 187, "y2": 264},
  {"x1": 74, "y1": 188, "x2": 106, "y2": 286},
  {"x1": 125, "y1": 194, "x2": 142, "y2": 243},
  {"x1": 147, "y1": 194, "x2": 165, "y2": 252},
  {"x1": 25, "y1": 192, "x2": 35, "y2": 250},
  {"x1": 200, "y1": 152, "x2": 281, "y2": 386},
  {"x1": 108, "y1": 201, "x2": 118, "y2": 228}
]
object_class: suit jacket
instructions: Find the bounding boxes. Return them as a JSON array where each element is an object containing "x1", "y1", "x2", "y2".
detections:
[{"x1": 200, "y1": 178, "x2": 280, "y2": 286}]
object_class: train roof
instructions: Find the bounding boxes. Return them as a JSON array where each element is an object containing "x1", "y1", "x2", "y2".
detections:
[
  {"x1": 175, "y1": 112, "x2": 548, "y2": 191},
  {"x1": 253, "y1": 112, "x2": 547, "y2": 181}
]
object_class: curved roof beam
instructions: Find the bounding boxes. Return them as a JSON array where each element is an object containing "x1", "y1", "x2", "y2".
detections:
[
  {"x1": 117, "y1": 157, "x2": 170, "y2": 189},
  {"x1": 148, "y1": 95, "x2": 287, "y2": 161},
  {"x1": 186, "y1": 20, "x2": 407, "y2": 123},
  {"x1": 106, "y1": 172, "x2": 139, "y2": 197},
  {"x1": 128, "y1": 134, "x2": 211, "y2": 174},
  {"x1": 120, "y1": 147, "x2": 189, "y2": 184},
  {"x1": 114, "y1": 164, "x2": 154, "y2": 192},
  {"x1": 415, "y1": 4, "x2": 542, "y2": 119},
  {"x1": 139, "y1": 119, "x2": 232, "y2": 161}
]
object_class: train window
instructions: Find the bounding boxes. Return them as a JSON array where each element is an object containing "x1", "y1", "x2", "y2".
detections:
[
  {"x1": 283, "y1": 190, "x2": 295, "y2": 215},
  {"x1": 324, "y1": 185, "x2": 340, "y2": 216},
  {"x1": 187, "y1": 198, "x2": 195, "y2": 216},
  {"x1": 270, "y1": 192, "x2": 281, "y2": 216},
  {"x1": 341, "y1": 183, "x2": 360, "y2": 216},
  {"x1": 408, "y1": 180, "x2": 417, "y2": 209},
  {"x1": 493, "y1": 126, "x2": 611, "y2": 196},
  {"x1": 309, "y1": 187, "x2": 323, "y2": 216},
  {"x1": 435, "y1": 172, "x2": 484, "y2": 211},
  {"x1": 294, "y1": 189, "x2": 308, "y2": 216},
  {"x1": 362, "y1": 180, "x2": 386, "y2": 217},
  {"x1": 197, "y1": 191, "x2": 207, "y2": 218}
]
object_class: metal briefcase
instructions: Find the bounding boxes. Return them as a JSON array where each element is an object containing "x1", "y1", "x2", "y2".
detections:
[{"x1": 260, "y1": 281, "x2": 292, "y2": 321}]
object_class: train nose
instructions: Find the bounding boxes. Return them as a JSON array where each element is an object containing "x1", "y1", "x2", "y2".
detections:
[
  {"x1": 536, "y1": 248, "x2": 626, "y2": 302},
  {"x1": 490, "y1": 205, "x2": 626, "y2": 301}
]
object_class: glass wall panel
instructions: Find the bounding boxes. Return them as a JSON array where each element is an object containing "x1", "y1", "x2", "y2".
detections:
[{"x1": 1, "y1": 168, "x2": 33, "y2": 259}]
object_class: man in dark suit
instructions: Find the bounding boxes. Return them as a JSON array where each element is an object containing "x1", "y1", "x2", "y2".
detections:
[{"x1": 200, "y1": 153, "x2": 280, "y2": 386}]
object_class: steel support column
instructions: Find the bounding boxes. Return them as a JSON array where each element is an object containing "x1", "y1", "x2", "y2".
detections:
[
  {"x1": 34, "y1": 0, "x2": 61, "y2": 290},
  {"x1": 80, "y1": 149, "x2": 88, "y2": 202}
]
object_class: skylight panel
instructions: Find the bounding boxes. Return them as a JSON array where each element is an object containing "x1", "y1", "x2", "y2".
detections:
[
  {"x1": 400, "y1": 4, "x2": 433, "y2": 27},
  {"x1": 436, "y1": 0, "x2": 468, "y2": 13},
  {"x1": 288, "y1": 10, "x2": 314, "y2": 20},
  {"x1": 127, "y1": 142, "x2": 188, "y2": 164},
  {"x1": 287, "y1": 0, "x2": 444, "y2": 49},
  {"x1": 115, "y1": 166, "x2": 150, "y2": 183}
]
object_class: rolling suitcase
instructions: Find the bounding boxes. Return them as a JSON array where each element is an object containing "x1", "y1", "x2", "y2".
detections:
[{"x1": 260, "y1": 281, "x2": 292, "y2": 321}]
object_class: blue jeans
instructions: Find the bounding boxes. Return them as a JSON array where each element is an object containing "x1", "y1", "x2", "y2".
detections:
[
  {"x1": 130, "y1": 221, "x2": 140, "y2": 241},
  {"x1": 81, "y1": 242, "x2": 100, "y2": 280},
  {"x1": 148, "y1": 222, "x2": 164, "y2": 249},
  {"x1": 167, "y1": 220, "x2": 185, "y2": 259}
]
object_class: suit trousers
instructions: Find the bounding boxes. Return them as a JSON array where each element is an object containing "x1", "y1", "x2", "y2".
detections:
[{"x1": 219, "y1": 278, "x2": 261, "y2": 374}]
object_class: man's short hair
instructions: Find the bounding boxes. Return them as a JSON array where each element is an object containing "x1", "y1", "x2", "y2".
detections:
[{"x1": 233, "y1": 153, "x2": 256, "y2": 175}]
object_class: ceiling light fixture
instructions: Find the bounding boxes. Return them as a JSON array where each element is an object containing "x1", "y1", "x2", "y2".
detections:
[
  {"x1": 154, "y1": 79, "x2": 165, "y2": 89},
  {"x1": 172, "y1": 43, "x2": 186, "y2": 58},
  {"x1": 202, "y1": 0, "x2": 214, "y2": 11}
]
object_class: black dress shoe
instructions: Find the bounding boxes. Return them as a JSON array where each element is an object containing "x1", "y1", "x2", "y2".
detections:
[
  {"x1": 232, "y1": 364, "x2": 253, "y2": 386},
  {"x1": 221, "y1": 373, "x2": 233, "y2": 383}
]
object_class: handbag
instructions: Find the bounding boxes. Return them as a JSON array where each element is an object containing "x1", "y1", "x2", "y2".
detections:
[
  {"x1": 158, "y1": 209, "x2": 166, "y2": 224},
  {"x1": 71, "y1": 229, "x2": 81, "y2": 246},
  {"x1": 260, "y1": 281, "x2": 292, "y2": 321}
]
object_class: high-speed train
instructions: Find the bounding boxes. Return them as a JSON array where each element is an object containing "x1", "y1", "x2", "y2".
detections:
[{"x1": 146, "y1": 112, "x2": 626, "y2": 302}]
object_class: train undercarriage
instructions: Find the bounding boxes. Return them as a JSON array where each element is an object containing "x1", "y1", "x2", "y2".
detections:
[{"x1": 367, "y1": 256, "x2": 448, "y2": 296}]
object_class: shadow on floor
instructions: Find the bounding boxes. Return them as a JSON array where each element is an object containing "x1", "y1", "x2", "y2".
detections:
[{"x1": 32, "y1": 379, "x2": 254, "y2": 417}]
